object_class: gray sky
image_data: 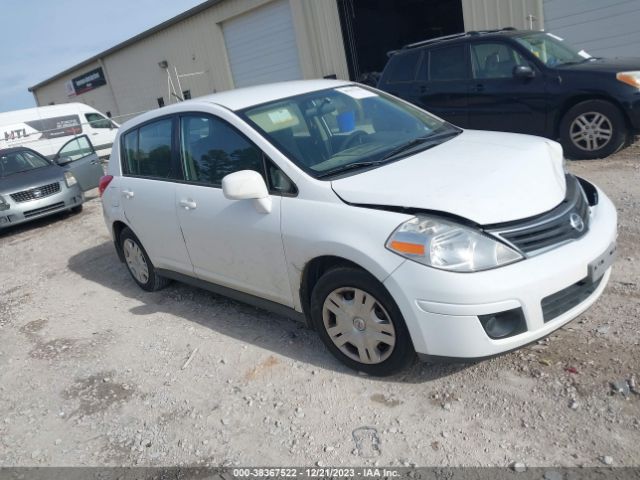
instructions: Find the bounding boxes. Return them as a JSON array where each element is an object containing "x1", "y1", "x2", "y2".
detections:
[{"x1": 0, "y1": 0, "x2": 205, "y2": 112}]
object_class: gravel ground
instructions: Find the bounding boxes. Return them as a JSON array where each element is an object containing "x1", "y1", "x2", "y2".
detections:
[{"x1": 0, "y1": 142, "x2": 638, "y2": 468}]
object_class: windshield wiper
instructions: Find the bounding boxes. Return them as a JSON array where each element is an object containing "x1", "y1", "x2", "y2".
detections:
[
  {"x1": 316, "y1": 160, "x2": 386, "y2": 179},
  {"x1": 316, "y1": 129, "x2": 461, "y2": 179},
  {"x1": 379, "y1": 130, "x2": 461, "y2": 163}
]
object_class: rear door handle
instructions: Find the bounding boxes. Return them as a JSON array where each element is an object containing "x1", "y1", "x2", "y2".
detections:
[
  {"x1": 179, "y1": 199, "x2": 197, "y2": 210},
  {"x1": 122, "y1": 189, "x2": 135, "y2": 199},
  {"x1": 473, "y1": 83, "x2": 485, "y2": 92}
]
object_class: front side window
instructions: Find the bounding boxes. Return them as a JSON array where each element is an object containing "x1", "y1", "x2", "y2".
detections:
[
  {"x1": 239, "y1": 85, "x2": 460, "y2": 179},
  {"x1": 122, "y1": 118, "x2": 177, "y2": 179},
  {"x1": 179, "y1": 115, "x2": 263, "y2": 187},
  {"x1": 57, "y1": 136, "x2": 95, "y2": 162},
  {"x1": 85, "y1": 113, "x2": 112, "y2": 129},
  {"x1": 0, "y1": 150, "x2": 50, "y2": 177},
  {"x1": 471, "y1": 42, "x2": 528, "y2": 79},
  {"x1": 429, "y1": 45, "x2": 468, "y2": 81},
  {"x1": 515, "y1": 32, "x2": 587, "y2": 67}
]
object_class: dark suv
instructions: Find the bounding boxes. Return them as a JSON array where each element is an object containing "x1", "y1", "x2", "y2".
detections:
[{"x1": 377, "y1": 29, "x2": 640, "y2": 159}]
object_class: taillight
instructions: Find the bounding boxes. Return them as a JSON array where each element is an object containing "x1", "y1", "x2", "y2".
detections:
[{"x1": 98, "y1": 175, "x2": 114, "y2": 197}]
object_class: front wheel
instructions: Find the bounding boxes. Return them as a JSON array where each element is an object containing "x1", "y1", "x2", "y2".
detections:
[
  {"x1": 310, "y1": 267, "x2": 415, "y2": 376},
  {"x1": 560, "y1": 100, "x2": 627, "y2": 159},
  {"x1": 119, "y1": 227, "x2": 170, "y2": 292}
]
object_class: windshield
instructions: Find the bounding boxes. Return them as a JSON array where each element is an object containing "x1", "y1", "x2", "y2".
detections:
[
  {"x1": 0, "y1": 150, "x2": 51, "y2": 178},
  {"x1": 239, "y1": 86, "x2": 459, "y2": 179},
  {"x1": 515, "y1": 32, "x2": 590, "y2": 67}
]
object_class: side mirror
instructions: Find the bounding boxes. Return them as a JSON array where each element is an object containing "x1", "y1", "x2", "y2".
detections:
[
  {"x1": 222, "y1": 170, "x2": 271, "y2": 213},
  {"x1": 513, "y1": 65, "x2": 535, "y2": 79},
  {"x1": 55, "y1": 155, "x2": 72, "y2": 165}
]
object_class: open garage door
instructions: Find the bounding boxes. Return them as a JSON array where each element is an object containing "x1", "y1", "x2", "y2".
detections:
[
  {"x1": 223, "y1": 0, "x2": 303, "y2": 88},
  {"x1": 338, "y1": 0, "x2": 464, "y2": 81}
]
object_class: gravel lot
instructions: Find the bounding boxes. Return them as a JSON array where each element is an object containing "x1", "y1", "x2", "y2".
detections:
[{"x1": 0, "y1": 142, "x2": 638, "y2": 468}]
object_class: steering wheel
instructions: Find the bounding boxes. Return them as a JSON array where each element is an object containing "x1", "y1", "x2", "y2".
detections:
[{"x1": 340, "y1": 130, "x2": 369, "y2": 150}]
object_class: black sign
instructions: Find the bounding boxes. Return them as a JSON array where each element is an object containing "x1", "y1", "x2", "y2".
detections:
[
  {"x1": 72, "y1": 67, "x2": 107, "y2": 95},
  {"x1": 25, "y1": 115, "x2": 83, "y2": 139}
]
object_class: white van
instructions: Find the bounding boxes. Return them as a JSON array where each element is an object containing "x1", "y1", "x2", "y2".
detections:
[{"x1": 0, "y1": 103, "x2": 118, "y2": 159}]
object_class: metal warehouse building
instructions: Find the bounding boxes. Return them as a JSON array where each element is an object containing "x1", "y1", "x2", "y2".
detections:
[{"x1": 29, "y1": 0, "x2": 544, "y2": 123}]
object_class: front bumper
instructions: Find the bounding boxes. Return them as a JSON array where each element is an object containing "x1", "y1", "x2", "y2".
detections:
[
  {"x1": 383, "y1": 190, "x2": 617, "y2": 358},
  {"x1": 0, "y1": 183, "x2": 84, "y2": 229}
]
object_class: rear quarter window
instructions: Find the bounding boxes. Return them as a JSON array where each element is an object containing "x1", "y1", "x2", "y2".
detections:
[{"x1": 382, "y1": 50, "x2": 421, "y2": 84}]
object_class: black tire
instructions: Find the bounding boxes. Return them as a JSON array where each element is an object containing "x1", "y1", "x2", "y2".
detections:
[
  {"x1": 119, "y1": 227, "x2": 170, "y2": 292},
  {"x1": 310, "y1": 267, "x2": 415, "y2": 376},
  {"x1": 560, "y1": 100, "x2": 627, "y2": 160},
  {"x1": 70, "y1": 204, "x2": 83, "y2": 214}
]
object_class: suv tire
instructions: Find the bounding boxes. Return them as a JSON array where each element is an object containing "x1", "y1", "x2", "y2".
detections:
[
  {"x1": 119, "y1": 227, "x2": 170, "y2": 292},
  {"x1": 310, "y1": 267, "x2": 415, "y2": 376},
  {"x1": 560, "y1": 100, "x2": 626, "y2": 159}
]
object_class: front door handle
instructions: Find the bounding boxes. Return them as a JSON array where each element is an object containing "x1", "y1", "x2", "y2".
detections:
[
  {"x1": 473, "y1": 83, "x2": 485, "y2": 92},
  {"x1": 122, "y1": 189, "x2": 135, "y2": 199},
  {"x1": 179, "y1": 199, "x2": 197, "y2": 210}
]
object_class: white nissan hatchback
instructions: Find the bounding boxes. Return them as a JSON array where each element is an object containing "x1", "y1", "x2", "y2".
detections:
[{"x1": 100, "y1": 80, "x2": 617, "y2": 376}]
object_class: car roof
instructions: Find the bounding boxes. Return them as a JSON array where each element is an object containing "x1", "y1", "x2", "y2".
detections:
[
  {"x1": 118, "y1": 79, "x2": 354, "y2": 130},
  {"x1": 389, "y1": 28, "x2": 531, "y2": 56},
  {"x1": 0, "y1": 146, "x2": 39, "y2": 155}
]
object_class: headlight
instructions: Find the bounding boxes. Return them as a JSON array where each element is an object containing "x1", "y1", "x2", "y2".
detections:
[
  {"x1": 0, "y1": 195, "x2": 9, "y2": 211},
  {"x1": 616, "y1": 71, "x2": 640, "y2": 89},
  {"x1": 64, "y1": 171, "x2": 78, "y2": 188},
  {"x1": 386, "y1": 216, "x2": 523, "y2": 272}
]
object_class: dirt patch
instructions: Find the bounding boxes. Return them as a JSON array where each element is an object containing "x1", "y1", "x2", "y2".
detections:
[
  {"x1": 243, "y1": 355, "x2": 280, "y2": 380},
  {"x1": 19, "y1": 318, "x2": 47, "y2": 334},
  {"x1": 370, "y1": 393, "x2": 402, "y2": 407},
  {"x1": 29, "y1": 338, "x2": 81, "y2": 360},
  {"x1": 62, "y1": 371, "x2": 135, "y2": 417}
]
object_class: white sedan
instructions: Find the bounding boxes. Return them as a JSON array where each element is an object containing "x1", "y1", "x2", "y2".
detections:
[{"x1": 99, "y1": 80, "x2": 617, "y2": 376}]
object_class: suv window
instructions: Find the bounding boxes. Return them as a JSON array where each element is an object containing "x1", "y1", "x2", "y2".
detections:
[
  {"x1": 179, "y1": 115, "x2": 263, "y2": 187},
  {"x1": 471, "y1": 42, "x2": 527, "y2": 79},
  {"x1": 85, "y1": 113, "x2": 112, "y2": 129},
  {"x1": 384, "y1": 50, "x2": 421, "y2": 83},
  {"x1": 122, "y1": 118, "x2": 178, "y2": 179},
  {"x1": 429, "y1": 44, "x2": 468, "y2": 81}
]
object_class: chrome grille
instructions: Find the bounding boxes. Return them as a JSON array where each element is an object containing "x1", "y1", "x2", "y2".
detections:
[
  {"x1": 10, "y1": 182, "x2": 61, "y2": 203},
  {"x1": 488, "y1": 176, "x2": 590, "y2": 255}
]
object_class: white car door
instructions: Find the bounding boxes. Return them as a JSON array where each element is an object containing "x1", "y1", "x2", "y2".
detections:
[
  {"x1": 174, "y1": 113, "x2": 293, "y2": 306},
  {"x1": 119, "y1": 116, "x2": 192, "y2": 274}
]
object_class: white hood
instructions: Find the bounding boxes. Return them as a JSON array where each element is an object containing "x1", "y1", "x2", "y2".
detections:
[{"x1": 331, "y1": 130, "x2": 567, "y2": 225}]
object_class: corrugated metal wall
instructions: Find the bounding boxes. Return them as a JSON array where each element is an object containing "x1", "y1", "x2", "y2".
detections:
[
  {"x1": 543, "y1": 0, "x2": 640, "y2": 57},
  {"x1": 32, "y1": 0, "x2": 349, "y2": 123},
  {"x1": 462, "y1": 0, "x2": 544, "y2": 31}
]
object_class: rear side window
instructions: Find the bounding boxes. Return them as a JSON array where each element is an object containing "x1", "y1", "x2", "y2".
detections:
[
  {"x1": 383, "y1": 50, "x2": 421, "y2": 83},
  {"x1": 429, "y1": 45, "x2": 468, "y2": 81},
  {"x1": 122, "y1": 118, "x2": 179, "y2": 179},
  {"x1": 179, "y1": 114, "x2": 263, "y2": 187}
]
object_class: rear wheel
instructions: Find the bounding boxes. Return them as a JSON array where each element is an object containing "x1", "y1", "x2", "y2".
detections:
[
  {"x1": 560, "y1": 100, "x2": 626, "y2": 159},
  {"x1": 119, "y1": 227, "x2": 170, "y2": 291},
  {"x1": 310, "y1": 267, "x2": 415, "y2": 376}
]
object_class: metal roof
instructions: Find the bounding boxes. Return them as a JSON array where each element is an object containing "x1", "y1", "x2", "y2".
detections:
[{"x1": 28, "y1": 0, "x2": 222, "y2": 92}]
